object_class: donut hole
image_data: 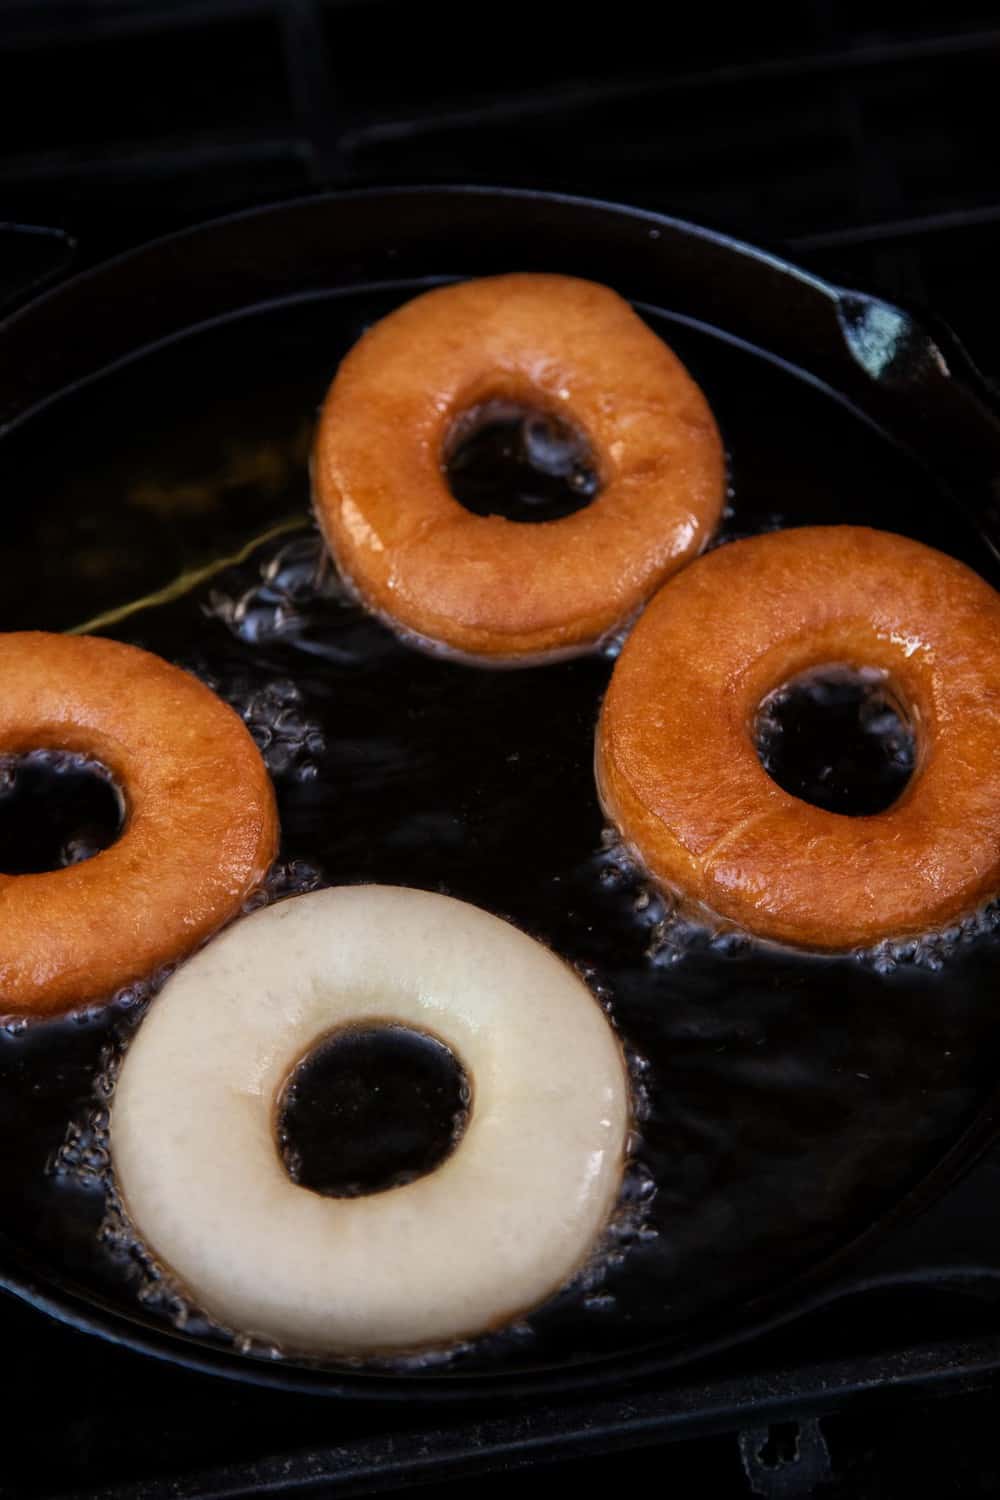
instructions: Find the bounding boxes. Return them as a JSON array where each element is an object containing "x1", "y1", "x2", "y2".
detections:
[
  {"x1": 755, "y1": 666, "x2": 916, "y2": 816},
  {"x1": 444, "y1": 398, "x2": 601, "y2": 523},
  {"x1": 276, "y1": 1023, "x2": 471, "y2": 1199},
  {"x1": 0, "y1": 750, "x2": 124, "y2": 874}
]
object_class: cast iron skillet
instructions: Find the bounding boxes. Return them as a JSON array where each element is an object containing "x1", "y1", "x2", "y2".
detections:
[{"x1": 1, "y1": 187, "x2": 1000, "y2": 1402}]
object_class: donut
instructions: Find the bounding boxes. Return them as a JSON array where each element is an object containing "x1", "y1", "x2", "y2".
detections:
[
  {"x1": 312, "y1": 273, "x2": 725, "y2": 662},
  {"x1": 596, "y1": 527, "x2": 1000, "y2": 950},
  {"x1": 110, "y1": 886, "x2": 629, "y2": 1355},
  {"x1": 0, "y1": 633, "x2": 277, "y2": 1016}
]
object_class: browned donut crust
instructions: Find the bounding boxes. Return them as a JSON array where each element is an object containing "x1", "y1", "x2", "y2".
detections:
[
  {"x1": 596, "y1": 527, "x2": 1000, "y2": 950},
  {"x1": 312, "y1": 274, "x2": 725, "y2": 661},
  {"x1": 0, "y1": 634, "x2": 278, "y2": 1016}
]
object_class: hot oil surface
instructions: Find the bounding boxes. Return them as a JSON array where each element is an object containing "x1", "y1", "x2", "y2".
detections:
[
  {"x1": 446, "y1": 399, "x2": 600, "y2": 522},
  {"x1": 0, "y1": 751, "x2": 124, "y2": 874},
  {"x1": 277, "y1": 1025, "x2": 470, "y2": 1199},
  {"x1": 1, "y1": 285, "x2": 999, "y2": 1378},
  {"x1": 756, "y1": 666, "x2": 916, "y2": 816}
]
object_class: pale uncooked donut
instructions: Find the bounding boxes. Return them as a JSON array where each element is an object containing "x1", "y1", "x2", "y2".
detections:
[{"x1": 110, "y1": 886, "x2": 629, "y2": 1356}]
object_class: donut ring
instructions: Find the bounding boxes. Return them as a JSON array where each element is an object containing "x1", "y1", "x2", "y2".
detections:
[
  {"x1": 596, "y1": 527, "x2": 1000, "y2": 950},
  {"x1": 312, "y1": 273, "x2": 725, "y2": 662},
  {"x1": 0, "y1": 633, "x2": 277, "y2": 1016},
  {"x1": 110, "y1": 886, "x2": 629, "y2": 1355}
]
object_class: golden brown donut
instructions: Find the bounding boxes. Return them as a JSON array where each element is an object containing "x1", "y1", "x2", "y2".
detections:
[
  {"x1": 596, "y1": 527, "x2": 1000, "y2": 950},
  {"x1": 0, "y1": 633, "x2": 278, "y2": 1016},
  {"x1": 312, "y1": 273, "x2": 725, "y2": 661}
]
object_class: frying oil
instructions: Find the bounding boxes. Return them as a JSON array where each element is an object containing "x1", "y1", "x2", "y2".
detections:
[{"x1": 0, "y1": 287, "x2": 998, "y2": 1378}]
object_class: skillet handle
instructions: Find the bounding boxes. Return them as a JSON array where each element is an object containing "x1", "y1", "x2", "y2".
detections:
[
  {"x1": 0, "y1": 223, "x2": 76, "y2": 315},
  {"x1": 834, "y1": 290, "x2": 1000, "y2": 563}
]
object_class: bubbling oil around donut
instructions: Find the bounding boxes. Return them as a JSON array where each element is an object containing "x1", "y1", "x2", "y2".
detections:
[
  {"x1": 445, "y1": 399, "x2": 600, "y2": 523},
  {"x1": 43, "y1": 856, "x2": 326, "y2": 1338},
  {"x1": 276, "y1": 1024, "x2": 471, "y2": 1199},
  {"x1": 755, "y1": 665, "x2": 916, "y2": 817},
  {"x1": 0, "y1": 750, "x2": 123, "y2": 874}
]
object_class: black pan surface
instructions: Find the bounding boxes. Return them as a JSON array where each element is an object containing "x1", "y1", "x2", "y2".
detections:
[{"x1": 0, "y1": 188, "x2": 999, "y2": 1400}]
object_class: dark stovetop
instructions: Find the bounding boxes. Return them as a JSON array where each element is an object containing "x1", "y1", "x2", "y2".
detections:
[
  {"x1": 3, "y1": 4, "x2": 1000, "y2": 1497},
  {"x1": 4, "y1": 0, "x2": 1000, "y2": 385}
]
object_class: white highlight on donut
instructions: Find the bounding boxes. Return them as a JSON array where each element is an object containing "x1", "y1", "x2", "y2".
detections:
[{"x1": 110, "y1": 886, "x2": 629, "y2": 1356}]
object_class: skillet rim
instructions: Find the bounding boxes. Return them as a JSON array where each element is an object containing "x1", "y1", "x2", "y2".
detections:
[{"x1": 1, "y1": 183, "x2": 1000, "y2": 1400}]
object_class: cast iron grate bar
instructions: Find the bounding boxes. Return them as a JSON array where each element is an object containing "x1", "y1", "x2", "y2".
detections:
[
  {"x1": 280, "y1": 0, "x2": 349, "y2": 184},
  {"x1": 1, "y1": 138, "x2": 310, "y2": 186},
  {"x1": 0, "y1": 0, "x2": 276, "y2": 49},
  {"x1": 792, "y1": 201, "x2": 1000, "y2": 252},
  {"x1": 337, "y1": 27, "x2": 1000, "y2": 153},
  {"x1": 52, "y1": 1330, "x2": 1000, "y2": 1500}
]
